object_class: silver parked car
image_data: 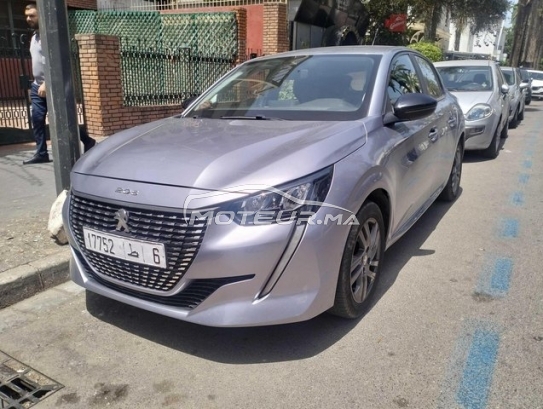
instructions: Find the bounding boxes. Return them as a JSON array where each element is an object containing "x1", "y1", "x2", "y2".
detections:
[
  {"x1": 500, "y1": 66, "x2": 526, "y2": 128},
  {"x1": 435, "y1": 60, "x2": 510, "y2": 158},
  {"x1": 63, "y1": 46, "x2": 465, "y2": 327}
]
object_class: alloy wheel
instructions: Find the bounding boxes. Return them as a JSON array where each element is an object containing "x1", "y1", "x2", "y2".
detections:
[{"x1": 350, "y1": 217, "x2": 381, "y2": 303}]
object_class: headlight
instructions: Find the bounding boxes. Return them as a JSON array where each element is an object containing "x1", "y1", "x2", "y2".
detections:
[
  {"x1": 465, "y1": 104, "x2": 493, "y2": 121},
  {"x1": 228, "y1": 167, "x2": 333, "y2": 225}
]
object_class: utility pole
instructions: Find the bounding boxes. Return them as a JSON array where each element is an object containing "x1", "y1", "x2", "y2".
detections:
[{"x1": 37, "y1": 0, "x2": 80, "y2": 195}]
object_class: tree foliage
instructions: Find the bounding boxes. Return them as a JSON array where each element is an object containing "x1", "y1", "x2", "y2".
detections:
[
  {"x1": 407, "y1": 42, "x2": 443, "y2": 62},
  {"x1": 449, "y1": 0, "x2": 510, "y2": 34},
  {"x1": 365, "y1": 0, "x2": 510, "y2": 46}
]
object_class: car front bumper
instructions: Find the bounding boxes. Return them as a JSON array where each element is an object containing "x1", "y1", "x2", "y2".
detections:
[
  {"x1": 63, "y1": 177, "x2": 351, "y2": 327},
  {"x1": 531, "y1": 87, "x2": 543, "y2": 99},
  {"x1": 464, "y1": 114, "x2": 498, "y2": 150}
]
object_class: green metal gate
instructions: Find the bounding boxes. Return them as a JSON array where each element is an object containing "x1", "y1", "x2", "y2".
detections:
[{"x1": 69, "y1": 10, "x2": 239, "y2": 107}]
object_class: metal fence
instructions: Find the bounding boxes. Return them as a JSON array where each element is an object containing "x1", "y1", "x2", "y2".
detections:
[
  {"x1": 0, "y1": 34, "x2": 32, "y2": 131},
  {"x1": 69, "y1": 10, "x2": 239, "y2": 107},
  {"x1": 98, "y1": 0, "x2": 286, "y2": 11}
]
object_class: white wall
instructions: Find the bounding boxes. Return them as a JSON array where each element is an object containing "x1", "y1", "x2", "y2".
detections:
[
  {"x1": 448, "y1": 20, "x2": 505, "y2": 60},
  {"x1": 97, "y1": 0, "x2": 156, "y2": 10}
]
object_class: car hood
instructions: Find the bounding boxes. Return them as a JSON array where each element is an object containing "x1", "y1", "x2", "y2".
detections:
[
  {"x1": 449, "y1": 91, "x2": 493, "y2": 113},
  {"x1": 74, "y1": 116, "x2": 368, "y2": 191}
]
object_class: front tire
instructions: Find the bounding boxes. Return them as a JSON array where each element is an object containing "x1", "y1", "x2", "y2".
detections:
[
  {"x1": 330, "y1": 202, "x2": 385, "y2": 319},
  {"x1": 439, "y1": 142, "x2": 463, "y2": 201},
  {"x1": 482, "y1": 125, "x2": 500, "y2": 159},
  {"x1": 500, "y1": 118, "x2": 509, "y2": 139},
  {"x1": 509, "y1": 107, "x2": 519, "y2": 129}
]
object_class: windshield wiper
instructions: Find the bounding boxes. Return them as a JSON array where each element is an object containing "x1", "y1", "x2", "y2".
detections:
[{"x1": 220, "y1": 115, "x2": 284, "y2": 120}]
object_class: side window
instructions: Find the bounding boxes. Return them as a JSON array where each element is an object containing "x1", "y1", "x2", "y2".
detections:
[
  {"x1": 413, "y1": 56, "x2": 444, "y2": 98},
  {"x1": 387, "y1": 54, "x2": 423, "y2": 103}
]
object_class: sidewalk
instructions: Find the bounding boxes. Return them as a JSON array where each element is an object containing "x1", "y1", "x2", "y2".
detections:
[{"x1": 0, "y1": 139, "x2": 102, "y2": 308}]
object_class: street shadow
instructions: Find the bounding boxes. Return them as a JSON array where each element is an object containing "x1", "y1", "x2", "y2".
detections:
[
  {"x1": 86, "y1": 191, "x2": 459, "y2": 364},
  {"x1": 461, "y1": 137, "x2": 507, "y2": 163},
  {"x1": 524, "y1": 105, "x2": 541, "y2": 112}
]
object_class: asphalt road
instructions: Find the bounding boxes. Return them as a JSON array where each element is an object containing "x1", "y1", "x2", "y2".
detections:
[{"x1": 1, "y1": 101, "x2": 542, "y2": 409}]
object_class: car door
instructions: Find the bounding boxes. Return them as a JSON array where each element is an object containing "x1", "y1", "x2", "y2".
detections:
[
  {"x1": 412, "y1": 54, "x2": 458, "y2": 190},
  {"x1": 383, "y1": 52, "x2": 443, "y2": 237},
  {"x1": 515, "y1": 69, "x2": 526, "y2": 114},
  {"x1": 494, "y1": 65, "x2": 510, "y2": 132}
]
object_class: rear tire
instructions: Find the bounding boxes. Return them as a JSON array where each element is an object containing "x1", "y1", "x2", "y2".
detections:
[
  {"x1": 330, "y1": 202, "x2": 385, "y2": 319},
  {"x1": 439, "y1": 142, "x2": 463, "y2": 201}
]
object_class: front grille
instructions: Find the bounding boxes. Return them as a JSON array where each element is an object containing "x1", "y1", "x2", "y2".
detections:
[
  {"x1": 69, "y1": 193, "x2": 208, "y2": 292},
  {"x1": 80, "y1": 254, "x2": 254, "y2": 309}
]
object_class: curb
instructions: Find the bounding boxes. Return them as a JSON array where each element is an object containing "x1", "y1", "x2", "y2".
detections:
[{"x1": 0, "y1": 251, "x2": 71, "y2": 309}]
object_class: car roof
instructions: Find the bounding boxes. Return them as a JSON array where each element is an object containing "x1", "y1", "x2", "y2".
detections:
[
  {"x1": 433, "y1": 59, "x2": 494, "y2": 67},
  {"x1": 253, "y1": 46, "x2": 413, "y2": 60}
]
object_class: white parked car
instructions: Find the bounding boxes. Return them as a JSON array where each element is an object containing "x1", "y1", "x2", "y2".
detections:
[{"x1": 527, "y1": 70, "x2": 543, "y2": 100}]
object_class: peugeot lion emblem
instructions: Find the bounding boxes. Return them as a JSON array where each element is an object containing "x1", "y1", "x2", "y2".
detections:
[{"x1": 114, "y1": 209, "x2": 130, "y2": 233}]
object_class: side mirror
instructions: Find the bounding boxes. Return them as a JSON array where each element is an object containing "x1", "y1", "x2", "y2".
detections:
[
  {"x1": 181, "y1": 95, "x2": 199, "y2": 109},
  {"x1": 519, "y1": 82, "x2": 528, "y2": 90},
  {"x1": 384, "y1": 93, "x2": 437, "y2": 125},
  {"x1": 501, "y1": 84, "x2": 510, "y2": 94}
]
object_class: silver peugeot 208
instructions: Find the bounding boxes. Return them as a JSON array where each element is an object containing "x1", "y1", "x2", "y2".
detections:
[{"x1": 63, "y1": 46, "x2": 465, "y2": 327}]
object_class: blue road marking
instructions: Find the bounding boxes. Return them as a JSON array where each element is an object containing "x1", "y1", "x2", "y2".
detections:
[
  {"x1": 456, "y1": 329, "x2": 500, "y2": 409},
  {"x1": 475, "y1": 257, "x2": 514, "y2": 298},
  {"x1": 518, "y1": 173, "x2": 530, "y2": 185},
  {"x1": 523, "y1": 159, "x2": 532, "y2": 169},
  {"x1": 500, "y1": 218, "x2": 518, "y2": 238},
  {"x1": 510, "y1": 191, "x2": 524, "y2": 206},
  {"x1": 438, "y1": 322, "x2": 502, "y2": 409},
  {"x1": 489, "y1": 258, "x2": 513, "y2": 294}
]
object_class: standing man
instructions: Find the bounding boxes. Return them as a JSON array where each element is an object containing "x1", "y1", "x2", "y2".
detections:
[{"x1": 23, "y1": 3, "x2": 96, "y2": 165}]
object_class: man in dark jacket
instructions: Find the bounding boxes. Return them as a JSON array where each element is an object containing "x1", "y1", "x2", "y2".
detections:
[{"x1": 23, "y1": 3, "x2": 96, "y2": 165}]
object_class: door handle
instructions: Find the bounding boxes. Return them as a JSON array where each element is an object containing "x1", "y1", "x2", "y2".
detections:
[
  {"x1": 447, "y1": 117, "x2": 457, "y2": 127},
  {"x1": 428, "y1": 128, "x2": 438, "y2": 142}
]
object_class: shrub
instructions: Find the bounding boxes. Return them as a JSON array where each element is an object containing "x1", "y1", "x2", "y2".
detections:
[{"x1": 408, "y1": 42, "x2": 443, "y2": 62}]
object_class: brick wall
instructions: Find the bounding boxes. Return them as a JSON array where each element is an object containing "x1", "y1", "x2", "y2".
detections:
[
  {"x1": 67, "y1": 0, "x2": 97, "y2": 9},
  {"x1": 75, "y1": 34, "x2": 180, "y2": 137},
  {"x1": 263, "y1": 3, "x2": 289, "y2": 55}
]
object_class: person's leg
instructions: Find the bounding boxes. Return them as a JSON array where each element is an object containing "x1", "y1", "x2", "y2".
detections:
[{"x1": 30, "y1": 83, "x2": 48, "y2": 157}]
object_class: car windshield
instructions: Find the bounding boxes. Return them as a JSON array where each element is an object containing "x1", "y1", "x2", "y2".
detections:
[
  {"x1": 501, "y1": 69, "x2": 515, "y2": 85},
  {"x1": 183, "y1": 54, "x2": 380, "y2": 121},
  {"x1": 529, "y1": 71, "x2": 543, "y2": 80},
  {"x1": 436, "y1": 66, "x2": 493, "y2": 92}
]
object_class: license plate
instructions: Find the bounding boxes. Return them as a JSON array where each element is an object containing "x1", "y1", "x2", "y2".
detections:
[{"x1": 83, "y1": 227, "x2": 167, "y2": 268}]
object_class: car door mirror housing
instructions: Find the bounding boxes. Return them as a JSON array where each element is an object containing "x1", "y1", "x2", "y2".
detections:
[
  {"x1": 391, "y1": 93, "x2": 437, "y2": 122},
  {"x1": 181, "y1": 95, "x2": 199, "y2": 109},
  {"x1": 501, "y1": 84, "x2": 510, "y2": 94},
  {"x1": 519, "y1": 82, "x2": 528, "y2": 90}
]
